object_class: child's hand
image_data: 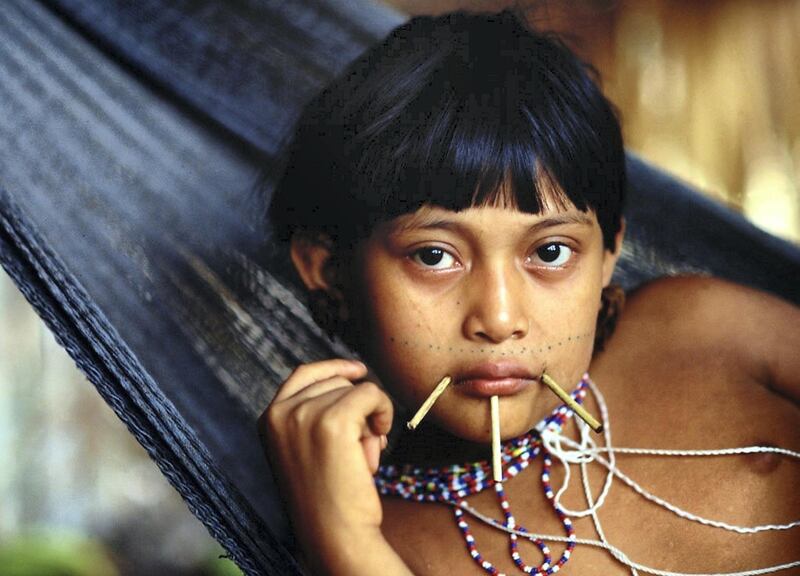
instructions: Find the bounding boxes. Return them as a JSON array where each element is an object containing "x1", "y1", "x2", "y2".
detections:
[{"x1": 258, "y1": 359, "x2": 395, "y2": 572}]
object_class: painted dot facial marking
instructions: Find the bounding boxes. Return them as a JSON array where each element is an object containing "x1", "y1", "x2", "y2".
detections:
[{"x1": 379, "y1": 331, "x2": 594, "y2": 360}]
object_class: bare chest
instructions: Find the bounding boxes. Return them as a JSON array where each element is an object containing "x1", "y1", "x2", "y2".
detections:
[{"x1": 380, "y1": 362, "x2": 800, "y2": 575}]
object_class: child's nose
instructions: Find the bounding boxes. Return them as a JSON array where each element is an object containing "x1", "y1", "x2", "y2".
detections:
[{"x1": 462, "y1": 262, "x2": 529, "y2": 344}]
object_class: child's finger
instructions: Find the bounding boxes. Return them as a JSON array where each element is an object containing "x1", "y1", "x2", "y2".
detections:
[
  {"x1": 361, "y1": 435, "x2": 385, "y2": 474},
  {"x1": 273, "y1": 359, "x2": 367, "y2": 402},
  {"x1": 271, "y1": 381, "x2": 391, "y2": 438},
  {"x1": 279, "y1": 375, "x2": 358, "y2": 406},
  {"x1": 323, "y1": 381, "x2": 394, "y2": 438},
  {"x1": 261, "y1": 378, "x2": 354, "y2": 444},
  {"x1": 274, "y1": 382, "x2": 393, "y2": 448},
  {"x1": 305, "y1": 383, "x2": 392, "y2": 472}
]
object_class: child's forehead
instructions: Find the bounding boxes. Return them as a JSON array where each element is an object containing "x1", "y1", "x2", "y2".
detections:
[{"x1": 386, "y1": 203, "x2": 598, "y2": 234}]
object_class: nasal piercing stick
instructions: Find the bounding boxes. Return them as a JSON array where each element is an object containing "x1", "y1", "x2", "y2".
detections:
[
  {"x1": 541, "y1": 372, "x2": 604, "y2": 433},
  {"x1": 407, "y1": 376, "x2": 452, "y2": 430},
  {"x1": 490, "y1": 395, "x2": 502, "y2": 483}
]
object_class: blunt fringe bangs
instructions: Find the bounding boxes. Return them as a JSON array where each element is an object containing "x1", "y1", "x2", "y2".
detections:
[{"x1": 269, "y1": 10, "x2": 626, "y2": 251}]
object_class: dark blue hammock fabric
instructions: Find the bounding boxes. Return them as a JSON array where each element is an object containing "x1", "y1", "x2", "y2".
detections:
[{"x1": 0, "y1": 2, "x2": 798, "y2": 575}]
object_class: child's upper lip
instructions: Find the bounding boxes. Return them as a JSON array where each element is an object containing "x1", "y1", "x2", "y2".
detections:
[{"x1": 457, "y1": 361, "x2": 538, "y2": 382}]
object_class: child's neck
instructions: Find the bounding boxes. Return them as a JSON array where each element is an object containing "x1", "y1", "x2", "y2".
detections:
[{"x1": 383, "y1": 424, "x2": 496, "y2": 467}]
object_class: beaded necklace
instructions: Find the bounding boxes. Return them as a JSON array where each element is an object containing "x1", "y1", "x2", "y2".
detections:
[
  {"x1": 375, "y1": 375, "x2": 592, "y2": 575},
  {"x1": 374, "y1": 374, "x2": 800, "y2": 576}
]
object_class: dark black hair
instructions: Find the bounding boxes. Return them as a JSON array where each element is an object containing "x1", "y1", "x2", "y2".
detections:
[{"x1": 268, "y1": 10, "x2": 625, "y2": 252}]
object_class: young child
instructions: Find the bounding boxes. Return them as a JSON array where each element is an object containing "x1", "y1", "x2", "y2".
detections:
[{"x1": 260, "y1": 11, "x2": 800, "y2": 576}]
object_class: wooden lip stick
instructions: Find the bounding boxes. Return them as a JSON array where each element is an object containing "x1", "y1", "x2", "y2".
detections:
[
  {"x1": 406, "y1": 376, "x2": 452, "y2": 430},
  {"x1": 541, "y1": 372, "x2": 604, "y2": 433},
  {"x1": 490, "y1": 395, "x2": 502, "y2": 483}
]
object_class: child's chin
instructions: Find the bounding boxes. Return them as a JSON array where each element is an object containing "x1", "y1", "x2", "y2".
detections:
[{"x1": 444, "y1": 418, "x2": 536, "y2": 445}]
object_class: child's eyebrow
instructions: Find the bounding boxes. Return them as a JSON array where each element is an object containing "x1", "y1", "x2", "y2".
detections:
[
  {"x1": 525, "y1": 213, "x2": 595, "y2": 233},
  {"x1": 394, "y1": 212, "x2": 594, "y2": 234}
]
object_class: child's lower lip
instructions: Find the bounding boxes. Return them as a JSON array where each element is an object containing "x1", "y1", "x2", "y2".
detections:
[{"x1": 458, "y1": 378, "x2": 533, "y2": 397}]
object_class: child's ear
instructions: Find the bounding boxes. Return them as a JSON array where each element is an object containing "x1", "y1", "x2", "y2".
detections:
[
  {"x1": 601, "y1": 218, "x2": 626, "y2": 287},
  {"x1": 290, "y1": 230, "x2": 337, "y2": 292}
]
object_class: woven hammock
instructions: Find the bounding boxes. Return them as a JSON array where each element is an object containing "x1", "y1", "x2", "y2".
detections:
[{"x1": 1, "y1": 2, "x2": 798, "y2": 575}]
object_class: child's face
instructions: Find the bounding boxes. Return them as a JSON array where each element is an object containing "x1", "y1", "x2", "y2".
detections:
[{"x1": 353, "y1": 199, "x2": 620, "y2": 443}]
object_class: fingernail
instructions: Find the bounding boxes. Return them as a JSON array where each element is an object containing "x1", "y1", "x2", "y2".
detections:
[{"x1": 380, "y1": 434, "x2": 388, "y2": 449}]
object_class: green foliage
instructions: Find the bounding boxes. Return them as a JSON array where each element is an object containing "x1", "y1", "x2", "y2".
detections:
[
  {"x1": 0, "y1": 532, "x2": 119, "y2": 576},
  {"x1": 204, "y1": 550, "x2": 245, "y2": 576}
]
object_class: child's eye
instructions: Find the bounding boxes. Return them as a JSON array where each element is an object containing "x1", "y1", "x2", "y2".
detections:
[
  {"x1": 411, "y1": 247, "x2": 457, "y2": 270},
  {"x1": 529, "y1": 243, "x2": 573, "y2": 267}
]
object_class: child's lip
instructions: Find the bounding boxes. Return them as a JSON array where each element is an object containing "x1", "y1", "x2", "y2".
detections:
[
  {"x1": 458, "y1": 361, "x2": 538, "y2": 381},
  {"x1": 455, "y1": 361, "x2": 539, "y2": 397},
  {"x1": 458, "y1": 377, "x2": 533, "y2": 397}
]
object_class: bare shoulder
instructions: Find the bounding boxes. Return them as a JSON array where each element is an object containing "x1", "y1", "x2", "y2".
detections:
[
  {"x1": 623, "y1": 275, "x2": 797, "y2": 334},
  {"x1": 617, "y1": 275, "x2": 800, "y2": 401}
]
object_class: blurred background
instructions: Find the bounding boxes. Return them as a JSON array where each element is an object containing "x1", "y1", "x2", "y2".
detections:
[
  {"x1": 387, "y1": 0, "x2": 800, "y2": 243},
  {"x1": 1, "y1": 1, "x2": 797, "y2": 575}
]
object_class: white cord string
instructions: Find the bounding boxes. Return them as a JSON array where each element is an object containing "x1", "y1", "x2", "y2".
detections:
[
  {"x1": 545, "y1": 379, "x2": 800, "y2": 534},
  {"x1": 578, "y1": 378, "x2": 639, "y2": 576},
  {"x1": 452, "y1": 377, "x2": 800, "y2": 576},
  {"x1": 559, "y1": 445, "x2": 800, "y2": 459},
  {"x1": 455, "y1": 501, "x2": 800, "y2": 576}
]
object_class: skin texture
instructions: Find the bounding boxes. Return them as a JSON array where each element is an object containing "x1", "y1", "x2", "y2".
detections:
[
  {"x1": 260, "y1": 200, "x2": 800, "y2": 575},
  {"x1": 261, "y1": 359, "x2": 407, "y2": 576},
  {"x1": 379, "y1": 275, "x2": 800, "y2": 575},
  {"x1": 354, "y1": 203, "x2": 619, "y2": 447}
]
